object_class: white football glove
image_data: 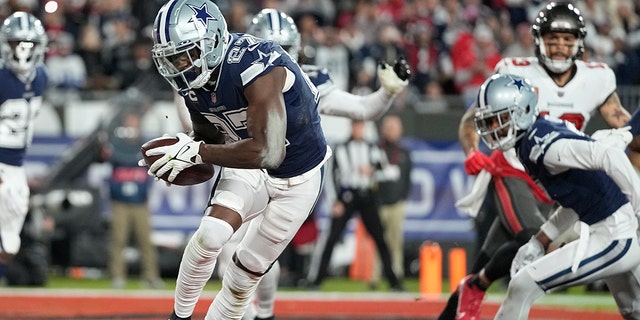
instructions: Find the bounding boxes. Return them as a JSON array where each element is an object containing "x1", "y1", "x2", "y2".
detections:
[
  {"x1": 377, "y1": 59, "x2": 410, "y2": 95},
  {"x1": 145, "y1": 132, "x2": 204, "y2": 183},
  {"x1": 591, "y1": 126, "x2": 632, "y2": 149},
  {"x1": 510, "y1": 236, "x2": 545, "y2": 278}
]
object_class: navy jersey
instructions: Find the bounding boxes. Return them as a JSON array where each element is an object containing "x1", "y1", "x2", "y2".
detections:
[
  {"x1": 302, "y1": 64, "x2": 334, "y2": 99},
  {"x1": 180, "y1": 34, "x2": 327, "y2": 178},
  {"x1": 517, "y1": 117, "x2": 628, "y2": 225},
  {"x1": 0, "y1": 65, "x2": 48, "y2": 166}
]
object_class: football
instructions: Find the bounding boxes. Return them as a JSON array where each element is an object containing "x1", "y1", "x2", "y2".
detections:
[{"x1": 140, "y1": 136, "x2": 215, "y2": 186}]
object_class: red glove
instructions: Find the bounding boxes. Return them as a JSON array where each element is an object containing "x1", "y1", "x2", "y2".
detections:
[{"x1": 464, "y1": 150, "x2": 494, "y2": 175}]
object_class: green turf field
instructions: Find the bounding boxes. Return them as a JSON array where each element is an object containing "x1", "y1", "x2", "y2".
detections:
[{"x1": 41, "y1": 274, "x2": 617, "y2": 312}]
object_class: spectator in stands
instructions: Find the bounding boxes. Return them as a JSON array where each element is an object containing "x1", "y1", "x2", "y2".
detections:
[
  {"x1": 360, "y1": 23, "x2": 406, "y2": 79},
  {"x1": 451, "y1": 22, "x2": 502, "y2": 105},
  {"x1": 408, "y1": 80, "x2": 450, "y2": 113},
  {"x1": 502, "y1": 22, "x2": 535, "y2": 58},
  {"x1": 117, "y1": 37, "x2": 155, "y2": 89},
  {"x1": 100, "y1": 13, "x2": 137, "y2": 89},
  {"x1": 106, "y1": 112, "x2": 163, "y2": 289},
  {"x1": 611, "y1": 0, "x2": 640, "y2": 36},
  {"x1": 45, "y1": 31, "x2": 86, "y2": 106},
  {"x1": 225, "y1": 1, "x2": 251, "y2": 33},
  {"x1": 575, "y1": 0, "x2": 608, "y2": 28},
  {"x1": 607, "y1": 27, "x2": 640, "y2": 85},
  {"x1": 404, "y1": 22, "x2": 443, "y2": 92},
  {"x1": 316, "y1": 26, "x2": 351, "y2": 91}
]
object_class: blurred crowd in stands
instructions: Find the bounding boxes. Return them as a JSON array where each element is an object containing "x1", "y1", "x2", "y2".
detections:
[{"x1": 5, "y1": 0, "x2": 640, "y2": 112}]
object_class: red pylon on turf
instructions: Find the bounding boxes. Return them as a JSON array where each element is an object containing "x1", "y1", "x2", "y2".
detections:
[
  {"x1": 420, "y1": 241, "x2": 442, "y2": 296},
  {"x1": 448, "y1": 248, "x2": 467, "y2": 293}
]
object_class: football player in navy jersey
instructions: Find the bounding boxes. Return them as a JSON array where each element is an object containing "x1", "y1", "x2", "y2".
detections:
[
  {"x1": 443, "y1": 3, "x2": 635, "y2": 319},
  {"x1": 474, "y1": 74, "x2": 640, "y2": 320},
  {"x1": 0, "y1": 12, "x2": 48, "y2": 283},
  {"x1": 171, "y1": 8, "x2": 411, "y2": 319},
  {"x1": 142, "y1": 1, "x2": 332, "y2": 319},
  {"x1": 195, "y1": 8, "x2": 409, "y2": 320}
]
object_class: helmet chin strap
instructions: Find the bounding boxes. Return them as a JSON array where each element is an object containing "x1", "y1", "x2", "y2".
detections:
[{"x1": 189, "y1": 59, "x2": 212, "y2": 89}]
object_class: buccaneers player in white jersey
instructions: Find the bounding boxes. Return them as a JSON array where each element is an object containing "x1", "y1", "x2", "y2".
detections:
[{"x1": 439, "y1": 2, "x2": 635, "y2": 320}]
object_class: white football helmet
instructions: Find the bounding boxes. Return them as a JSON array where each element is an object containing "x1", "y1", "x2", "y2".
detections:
[
  {"x1": 532, "y1": 1, "x2": 586, "y2": 74},
  {"x1": 247, "y1": 9, "x2": 301, "y2": 61},
  {"x1": 151, "y1": 0, "x2": 229, "y2": 93},
  {"x1": 0, "y1": 12, "x2": 48, "y2": 78},
  {"x1": 474, "y1": 74, "x2": 539, "y2": 150}
]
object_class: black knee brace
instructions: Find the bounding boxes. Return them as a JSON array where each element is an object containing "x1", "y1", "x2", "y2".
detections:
[{"x1": 232, "y1": 252, "x2": 273, "y2": 277}]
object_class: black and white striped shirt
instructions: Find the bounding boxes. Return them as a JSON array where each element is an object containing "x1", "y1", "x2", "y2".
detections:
[{"x1": 333, "y1": 139, "x2": 399, "y2": 191}]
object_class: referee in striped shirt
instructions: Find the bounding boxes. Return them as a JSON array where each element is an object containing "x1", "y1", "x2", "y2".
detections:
[{"x1": 310, "y1": 120, "x2": 404, "y2": 291}]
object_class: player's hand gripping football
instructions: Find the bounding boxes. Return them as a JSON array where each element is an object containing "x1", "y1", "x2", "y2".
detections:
[
  {"x1": 510, "y1": 236, "x2": 545, "y2": 278},
  {"x1": 143, "y1": 132, "x2": 204, "y2": 183},
  {"x1": 591, "y1": 125, "x2": 632, "y2": 149},
  {"x1": 377, "y1": 58, "x2": 410, "y2": 95}
]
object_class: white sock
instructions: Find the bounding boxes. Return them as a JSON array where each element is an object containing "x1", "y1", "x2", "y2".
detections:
[
  {"x1": 174, "y1": 217, "x2": 234, "y2": 318},
  {"x1": 207, "y1": 258, "x2": 262, "y2": 320},
  {"x1": 255, "y1": 260, "x2": 280, "y2": 318}
]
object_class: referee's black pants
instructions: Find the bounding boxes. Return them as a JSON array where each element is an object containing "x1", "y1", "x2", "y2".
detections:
[{"x1": 312, "y1": 189, "x2": 401, "y2": 289}]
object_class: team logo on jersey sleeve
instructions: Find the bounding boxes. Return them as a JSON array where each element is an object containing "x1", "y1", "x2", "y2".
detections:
[
  {"x1": 529, "y1": 129, "x2": 560, "y2": 162},
  {"x1": 252, "y1": 49, "x2": 279, "y2": 66}
]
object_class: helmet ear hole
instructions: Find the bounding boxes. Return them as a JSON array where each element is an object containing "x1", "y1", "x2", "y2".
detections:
[{"x1": 514, "y1": 105, "x2": 534, "y2": 130}]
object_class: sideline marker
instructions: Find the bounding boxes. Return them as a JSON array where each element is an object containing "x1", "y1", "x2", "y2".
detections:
[
  {"x1": 419, "y1": 241, "x2": 442, "y2": 296},
  {"x1": 349, "y1": 217, "x2": 374, "y2": 281},
  {"x1": 448, "y1": 248, "x2": 467, "y2": 292}
]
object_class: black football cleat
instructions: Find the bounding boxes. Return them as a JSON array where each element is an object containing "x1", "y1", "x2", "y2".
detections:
[{"x1": 169, "y1": 310, "x2": 191, "y2": 320}]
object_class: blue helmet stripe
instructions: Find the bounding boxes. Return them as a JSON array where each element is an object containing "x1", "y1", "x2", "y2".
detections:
[
  {"x1": 158, "y1": 0, "x2": 180, "y2": 44},
  {"x1": 268, "y1": 10, "x2": 281, "y2": 32},
  {"x1": 482, "y1": 81, "x2": 490, "y2": 108}
]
